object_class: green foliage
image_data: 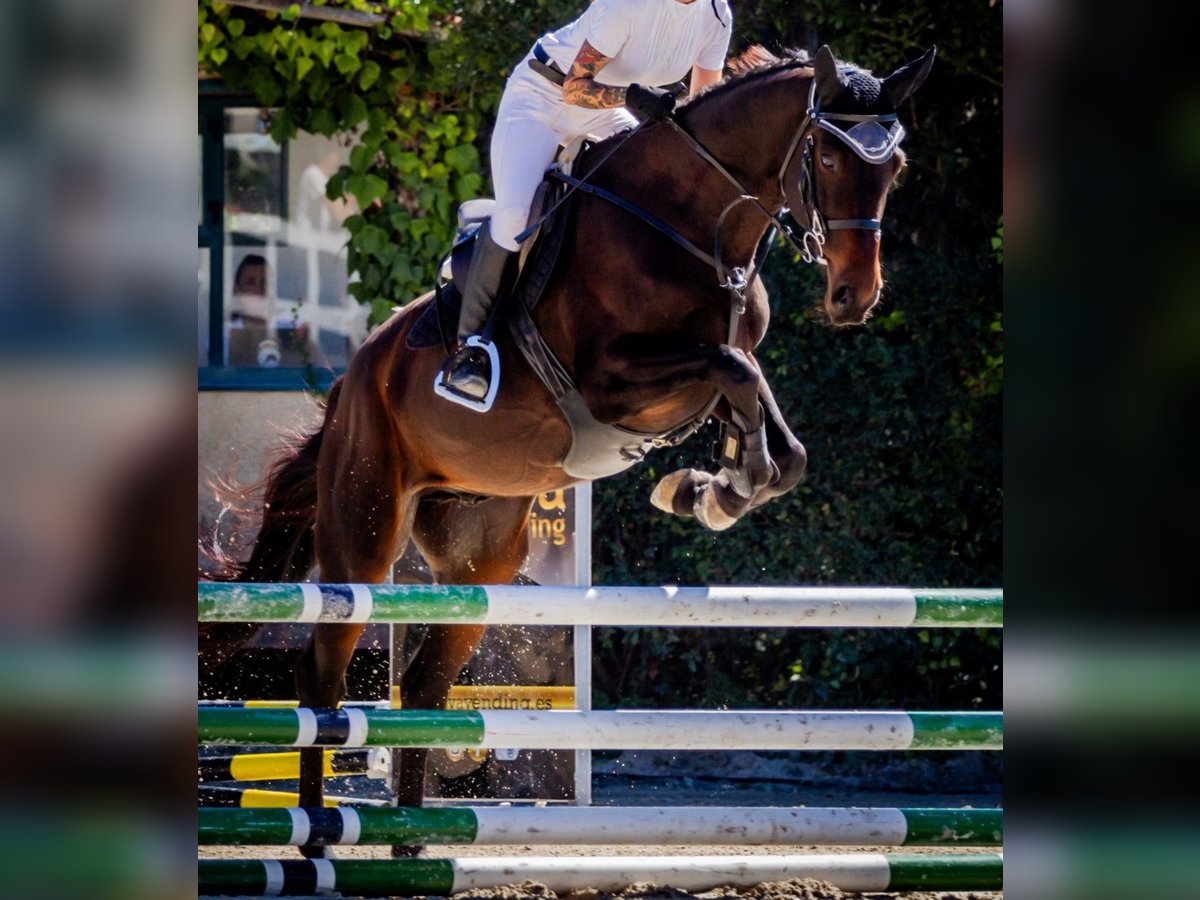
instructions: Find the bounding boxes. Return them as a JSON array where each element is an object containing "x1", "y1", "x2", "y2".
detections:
[{"x1": 201, "y1": 0, "x2": 476, "y2": 320}]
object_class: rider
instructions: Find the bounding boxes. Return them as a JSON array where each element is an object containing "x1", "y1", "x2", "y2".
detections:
[{"x1": 437, "y1": 0, "x2": 733, "y2": 408}]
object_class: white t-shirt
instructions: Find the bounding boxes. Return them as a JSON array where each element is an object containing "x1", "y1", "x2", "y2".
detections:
[{"x1": 538, "y1": 0, "x2": 732, "y2": 88}]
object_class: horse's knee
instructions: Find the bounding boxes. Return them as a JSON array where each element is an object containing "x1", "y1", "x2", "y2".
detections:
[{"x1": 775, "y1": 440, "x2": 808, "y2": 489}]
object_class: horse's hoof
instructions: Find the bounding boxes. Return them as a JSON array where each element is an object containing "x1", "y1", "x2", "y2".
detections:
[
  {"x1": 694, "y1": 484, "x2": 739, "y2": 531},
  {"x1": 300, "y1": 843, "x2": 337, "y2": 860},
  {"x1": 390, "y1": 845, "x2": 427, "y2": 859},
  {"x1": 651, "y1": 469, "x2": 710, "y2": 517}
]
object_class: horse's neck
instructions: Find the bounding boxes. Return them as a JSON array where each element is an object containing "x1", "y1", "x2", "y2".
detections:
[
  {"x1": 668, "y1": 71, "x2": 811, "y2": 253},
  {"x1": 682, "y1": 69, "x2": 812, "y2": 201}
]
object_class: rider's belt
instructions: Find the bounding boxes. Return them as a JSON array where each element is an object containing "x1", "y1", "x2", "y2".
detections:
[{"x1": 529, "y1": 42, "x2": 566, "y2": 87}]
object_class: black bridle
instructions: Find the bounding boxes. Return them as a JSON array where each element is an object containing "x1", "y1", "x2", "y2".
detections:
[
  {"x1": 774, "y1": 79, "x2": 903, "y2": 265},
  {"x1": 545, "y1": 72, "x2": 905, "y2": 332}
]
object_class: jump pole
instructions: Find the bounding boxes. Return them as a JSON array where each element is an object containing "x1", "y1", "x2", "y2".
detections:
[
  {"x1": 198, "y1": 805, "x2": 1003, "y2": 847},
  {"x1": 197, "y1": 708, "x2": 1003, "y2": 750},
  {"x1": 198, "y1": 852, "x2": 1003, "y2": 895},
  {"x1": 198, "y1": 583, "x2": 1002, "y2": 628},
  {"x1": 198, "y1": 748, "x2": 388, "y2": 783},
  {"x1": 197, "y1": 786, "x2": 391, "y2": 809}
]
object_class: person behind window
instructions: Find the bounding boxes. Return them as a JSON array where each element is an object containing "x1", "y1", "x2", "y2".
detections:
[
  {"x1": 228, "y1": 253, "x2": 313, "y2": 368},
  {"x1": 233, "y1": 253, "x2": 267, "y2": 298},
  {"x1": 436, "y1": 0, "x2": 732, "y2": 409}
]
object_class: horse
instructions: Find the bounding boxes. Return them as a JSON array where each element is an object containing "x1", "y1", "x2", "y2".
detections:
[{"x1": 200, "y1": 43, "x2": 934, "y2": 856}]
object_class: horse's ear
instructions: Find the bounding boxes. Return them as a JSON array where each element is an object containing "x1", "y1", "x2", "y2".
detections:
[
  {"x1": 882, "y1": 45, "x2": 936, "y2": 108},
  {"x1": 813, "y1": 45, "x2": 848, "y2": 108}
]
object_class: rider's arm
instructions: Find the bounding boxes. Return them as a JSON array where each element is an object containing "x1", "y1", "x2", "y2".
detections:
[
  {"x1": 562, "y1": 40, "x2": 627, "y2": 109},
  {"x1": 689, "y1": 64, "x2": 723, "y2": 96}
]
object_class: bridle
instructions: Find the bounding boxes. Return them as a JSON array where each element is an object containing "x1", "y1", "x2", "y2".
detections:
[
  {"x1": 533, "y1": 68, "x2": 906, "y2": 329},
  {"x1": 666, "y1": 74, "x2": 905, "y2": 277},
  {"x1": 774, "y1": 79, "x2": 905, "y2": 265}
]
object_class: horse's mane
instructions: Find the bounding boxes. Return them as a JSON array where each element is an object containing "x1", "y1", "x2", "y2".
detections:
[{"x1": 679, "y1": 45, "x2": 874, "y2": 109}]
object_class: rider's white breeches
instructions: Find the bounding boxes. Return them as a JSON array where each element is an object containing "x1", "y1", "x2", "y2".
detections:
[{"x1": 486, "y1": 58, "x2": 638, "y2": 251}]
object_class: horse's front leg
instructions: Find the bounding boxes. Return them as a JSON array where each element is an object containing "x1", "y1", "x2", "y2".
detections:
[
  {"x1": 588, "y1": 344, "x2": 775, "y2": 530},
  {"x1": 746, "y1": 374, "x2": 807, "y2": 509},
  {"x1": 654, "y1": 372, "x2": 807, "y2": 526}
]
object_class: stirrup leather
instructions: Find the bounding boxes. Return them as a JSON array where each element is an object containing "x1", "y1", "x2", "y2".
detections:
[{"x1": 434, "y1": 336, "x2": 501, "y2": 413}]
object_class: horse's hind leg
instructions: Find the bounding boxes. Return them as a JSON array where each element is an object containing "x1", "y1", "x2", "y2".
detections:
[
  {"x1": 389, "y1": 494, "x2": 535, "y2": 856},
  {"x1": 294, "y1": 441, "x2": 414, "y2": 856}
]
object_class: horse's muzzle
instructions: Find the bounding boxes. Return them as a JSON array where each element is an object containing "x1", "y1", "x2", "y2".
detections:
[{"x1": 826, "y1": 283, "x2": 880, "y2": 326}]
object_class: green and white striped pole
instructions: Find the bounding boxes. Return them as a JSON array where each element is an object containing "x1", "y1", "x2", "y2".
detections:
[
  {"x1": 197, "y1": 707, "x2": 1003, "y2": 750},
  {"x1": 198, "y1": 805, "x2": 1003, "y2": 847},
  {"x1": 198, "y1": 583, "x2": 1002, "y2": 628},
  {"x1": 197, "y1": 853, "x2": 1003, "y2": 895}
]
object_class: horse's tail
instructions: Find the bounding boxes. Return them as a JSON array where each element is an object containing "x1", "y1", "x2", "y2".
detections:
[
  {"x1": 199, "y1": 379, "x2": 342, "y2": 667},
  {"x1": 236, "y1": 377, "x2": 342, "y2": 583}
]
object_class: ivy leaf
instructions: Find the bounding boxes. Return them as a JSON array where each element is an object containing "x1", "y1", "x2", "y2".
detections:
[
  {"x1": 315, "y1": 41, "x2": 336, "y2": 68},
  {"x1": 347, "y1": 173, "x2": 388, "y2": 209},
  {"x1": 295, "y1": 56, "x2": 314, "y2": 81},
  {"x1": 443, "y1": 144, "x2": 479, "y2": 174},
  {"x1": 281, "y1": 3, "x2": 301, "y2": 22},
  {"x1": 210, "y1": 46, "x2": 228, "y2": 66},
  {"x1": 337, "y1": 93, "x2": 369, "y2": 127},
  {"x1": 309, "y1": 107, "x2": 337, "y2": 135},
  {"x1": 232, "y1": 36, "x2": 256, "y2": 60},
  {"x1": 349, "y1": 143, "x2": 372, "y2": 174},
  {"x1": 359, "y1": 60, "x2": 381, "y2": 90},
  {"x1": 357, "y1": 224, "x2": 387, "y2": 255},
  {"x1": 267, "y1": 108, "x2": 296, "y2": 144},
  {"x1": 454, "y1": 173, "x2": 483, "y2": 202},
  {"x1": 226, "y1": 17, "x2": 245, "y2": 38},
  {"x1": 371, "y1": 298, "x2": 395, "y2": 324},
  {"x1": 326, "y1": 169, "x2": 346, "y2": 201},
  {"x1": 334, "y1": 53, "x2": 361, "y2": 76},
  {"x1": 246, "y1": 66, "x2": 282, "y2": 106}
]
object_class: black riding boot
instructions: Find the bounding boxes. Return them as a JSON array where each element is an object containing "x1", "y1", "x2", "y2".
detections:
[{"x1": 438, "y1": 231, "x2": 515, "y2": 406}]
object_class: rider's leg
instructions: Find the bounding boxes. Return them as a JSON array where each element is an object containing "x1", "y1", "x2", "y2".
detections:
[
  {"x1": 440, "y1": 224, "x2": 516, "y2": 401},
  {"x1": 439, "y1": 74, "x2": 561, "y2": 404}
]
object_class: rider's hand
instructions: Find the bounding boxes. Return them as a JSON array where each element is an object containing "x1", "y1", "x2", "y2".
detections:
[{"x1": 624, "y1": 83, "x2": 677, "y2": 123}]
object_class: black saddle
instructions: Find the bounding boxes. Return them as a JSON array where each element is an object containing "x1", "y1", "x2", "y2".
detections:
[{"x1": 406, "y1": 168, "x2": 579, "y2": 352}]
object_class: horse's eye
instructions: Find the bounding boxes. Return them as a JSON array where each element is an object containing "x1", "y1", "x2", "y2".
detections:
[{"x1": 820, "y1": 154, "x2": 836, "y2": 169}]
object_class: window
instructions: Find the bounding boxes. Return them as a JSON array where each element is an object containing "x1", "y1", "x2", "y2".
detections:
[{"x1": 199, "y1": 84, "x2": 367, "y2": 389}]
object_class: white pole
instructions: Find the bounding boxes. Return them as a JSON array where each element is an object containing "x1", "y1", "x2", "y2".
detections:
[
  {"x1": 470, "y1": 806, "x2": 910, "y2": 845},
  {"x1": 572, "y1": 482, "x2": 592, "y2": 807},
  {"x1": 449, "y1": 855, "x2": 897, "y2": 893}
]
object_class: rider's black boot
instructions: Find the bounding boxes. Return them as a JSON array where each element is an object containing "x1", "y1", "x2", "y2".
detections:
[{"x1": 439, "y1": 230, "x2": 515, "y2": 406}]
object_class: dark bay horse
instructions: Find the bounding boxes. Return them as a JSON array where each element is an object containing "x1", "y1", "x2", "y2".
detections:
[{"x1": 201, "y1": 44, "x2": 934, "y2": 853}]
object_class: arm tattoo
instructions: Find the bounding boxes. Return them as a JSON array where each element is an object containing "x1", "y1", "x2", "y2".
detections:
[{"x1": 562, "y1": 40, "x2": 627, "y2": 109}]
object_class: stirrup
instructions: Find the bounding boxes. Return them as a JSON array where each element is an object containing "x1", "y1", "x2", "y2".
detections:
[{"x1": 433, "y1": 335, "x2": 501, "y2": 413}]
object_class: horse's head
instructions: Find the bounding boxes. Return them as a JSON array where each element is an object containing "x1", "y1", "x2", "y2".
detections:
[{"x1": 784, "y1": 45, "x2": 935, "y2": 326}]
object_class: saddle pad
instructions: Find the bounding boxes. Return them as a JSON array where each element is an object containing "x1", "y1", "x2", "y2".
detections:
[{"x1": 404, "y1": 280, "x2": 461, "y2": 351}]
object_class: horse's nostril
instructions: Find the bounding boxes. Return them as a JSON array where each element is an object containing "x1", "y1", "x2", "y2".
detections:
[{"x1": 832, "y1": 286, "x2": 851, "y2": 309}]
